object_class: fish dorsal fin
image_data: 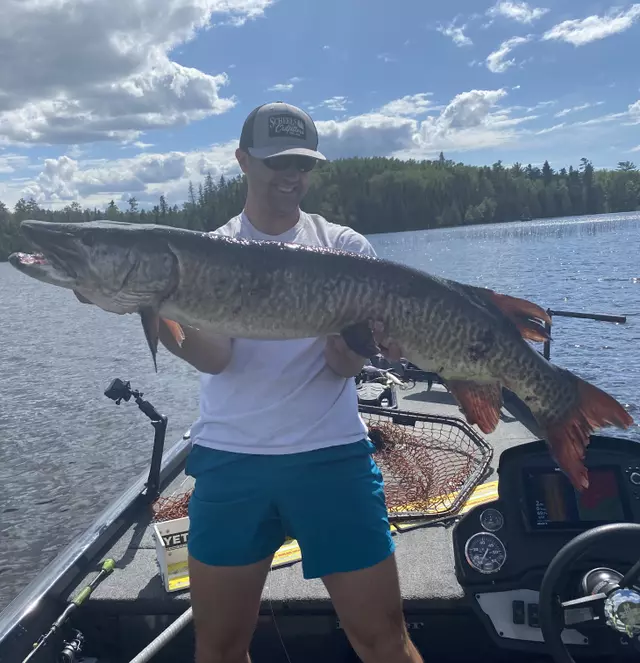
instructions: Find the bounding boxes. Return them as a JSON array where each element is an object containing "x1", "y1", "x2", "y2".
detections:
[{"x1": 462, "y1": 286, "x2": 552, "y2": 343}]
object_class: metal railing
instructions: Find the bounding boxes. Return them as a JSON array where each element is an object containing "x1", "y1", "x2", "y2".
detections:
[{"x1": 542, "y1": 309, "x2": 627, "y2": 360}]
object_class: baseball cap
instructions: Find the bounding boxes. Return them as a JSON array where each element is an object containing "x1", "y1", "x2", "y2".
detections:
[{"x1": 239, "y1": 102, "x2": 326, "y2": 161}]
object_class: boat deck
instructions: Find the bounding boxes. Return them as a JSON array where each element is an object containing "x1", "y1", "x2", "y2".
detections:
[{"x1": 65, "y1": 383, "x2": 539, "y2": 617}]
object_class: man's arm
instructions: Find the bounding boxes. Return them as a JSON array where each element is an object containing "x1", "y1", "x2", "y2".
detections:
[
  {"x1": 323, "y1": 228, "x2": 377, "y2": 378},
  {"x1": 159, "y1": 320, "x2": 233, "y2": 375}
]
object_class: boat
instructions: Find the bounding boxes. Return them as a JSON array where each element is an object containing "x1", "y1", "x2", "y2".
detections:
[{"x1": 1, "y1": 309, "x2": 640, "y2": 663}]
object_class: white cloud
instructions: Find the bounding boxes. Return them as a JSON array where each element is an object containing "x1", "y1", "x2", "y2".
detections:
[
  {"x1": 631, "y1": 145, "x2": 640, "y2": 152},
  {"x1": 378, "y1": 94, "x2": 435, "y2": 116},
  {"x1": 554, "y1": 101, "x2": 605, "y2": 117},
  {"x1": 487, "y1": 1, "x2": 549, "y2": 24},
  {"x1": 317, "y1": 88, "x2": 538, "y2": 160},
  {"x1": 311, "y1": 96, "x2": 350, "y2": 112},
  {"x1": 267, "y1": 77, "x2": 303, "y2": 92},
  {"x1": 0, "y1": 154, "x2": 30, "y2": 174},
  {"x1": 535, "y1": 123, "x2": 566, "y2": 135},
  {"x1": 0, "y1": 0, "x2": 275, "y2": 146},
  {"x1": 486, "y1": 36, "x2": 532, "y2": 73},
  {"x1": 19, "y1": 141, "x2": 242, "y2": 207},
  {"x1": 542, "y1": 4, "x2": 640, "y2": 46},
  {"x1": 436, "y1": 21, "x2": 473, "y2": 47}
]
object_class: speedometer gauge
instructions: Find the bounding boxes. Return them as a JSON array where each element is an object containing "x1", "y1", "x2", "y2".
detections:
[{"x1": 464, "y1": 532, "x2": 507, "y2": 574}]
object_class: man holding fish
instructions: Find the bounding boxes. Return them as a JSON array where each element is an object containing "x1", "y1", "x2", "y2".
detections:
[
  {"x1": 11, "y1": 101, "x2": 634, "y2": 663},
  {"x1": 157, "y1": 102, "x2": 423, "y2": 663}
]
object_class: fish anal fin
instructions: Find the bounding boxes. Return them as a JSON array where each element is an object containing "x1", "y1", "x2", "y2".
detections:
[
  {"x1": 542, "y1": 376, "x2": 633, "y2": 492},
  {"x1": 139, "y1": 308, "x2": 160, "y2": 372},
  {"x1": 161, "y1": 318, "x2": 186, "y2": 348},
  {"x1": 340, "y1": 321, "x2": 380, "y2": 358},
  {"x1": 446, "y1": 380, "x2": 503, "y2": 434}
]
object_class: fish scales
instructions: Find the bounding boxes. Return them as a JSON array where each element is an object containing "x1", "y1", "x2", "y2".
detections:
[{"x1": 9, "y1": 220, "x2": 634, "y2": 492}]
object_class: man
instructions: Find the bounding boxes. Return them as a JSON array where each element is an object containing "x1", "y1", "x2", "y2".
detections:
[{"x1": 158, "y1": 102, "x2": 423, "y2": 663}]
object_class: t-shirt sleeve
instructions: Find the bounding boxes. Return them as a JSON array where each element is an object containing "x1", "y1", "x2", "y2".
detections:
[{"x1": 337, "y1": 228, "x2": 377, "y2": 257}]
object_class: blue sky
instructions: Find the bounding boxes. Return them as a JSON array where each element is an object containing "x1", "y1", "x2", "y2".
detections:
[{"x1": 0, "y1": 0, "x2": 638, "y2": 211}]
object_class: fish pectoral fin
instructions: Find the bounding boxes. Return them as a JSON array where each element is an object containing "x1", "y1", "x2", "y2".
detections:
[
  {"x1": 445, "y1": 379, "x2": 504, "y2": 434},
  {"x1": 340, "y1": 321, "x2": 380, "y2": 358},
  {"x1": 161, "y1": 318, "x2": 186, "y2": 348},
  {"x1": 139, "y1": 308, "x2": 161, "y2": 372},
  {"x1": 540, "y1": 374, "x2": 634, "y2": 492}
]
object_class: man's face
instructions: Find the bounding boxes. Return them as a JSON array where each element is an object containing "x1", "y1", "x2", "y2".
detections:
[{"x1": 236, "y1": 149, "x2": 315, "y2": 216}]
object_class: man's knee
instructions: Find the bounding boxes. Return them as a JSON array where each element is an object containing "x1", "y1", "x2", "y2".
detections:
[{"x1": 345, "y1": 605, "x2": 413, "y2": 660}]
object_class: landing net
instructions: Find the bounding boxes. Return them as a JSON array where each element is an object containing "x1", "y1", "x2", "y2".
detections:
[{"x1": 151, "y1": 405, "x2": 493, "y2": 524}]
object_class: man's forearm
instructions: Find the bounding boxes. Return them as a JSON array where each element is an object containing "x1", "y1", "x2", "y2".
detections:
[{"x1": 159, "y1": 320, "x2": 233, "y2": 374}]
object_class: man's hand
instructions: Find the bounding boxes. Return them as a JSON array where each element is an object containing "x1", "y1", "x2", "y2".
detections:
[{"x1": 324, "y1": 334, "x2": 368, "y2": 378}]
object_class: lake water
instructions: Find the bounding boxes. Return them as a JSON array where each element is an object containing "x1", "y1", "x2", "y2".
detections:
[{"x1": 1, "y1": 211, "x2": 640, "y2": 613}]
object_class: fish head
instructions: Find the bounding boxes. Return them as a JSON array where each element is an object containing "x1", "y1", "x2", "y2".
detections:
[{"x1": 12, "y1": 219, "x2": 178, "y2": 314}]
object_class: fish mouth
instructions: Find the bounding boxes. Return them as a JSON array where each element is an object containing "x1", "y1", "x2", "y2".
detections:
[
  {"x1": 8, "y1": 250, "x2": 78, "y2": 288},
  {"x1": 18, "y1": 220, "x2": 85, "y2": 282}
]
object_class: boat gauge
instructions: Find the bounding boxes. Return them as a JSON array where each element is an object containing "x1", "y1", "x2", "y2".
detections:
[
  {"x1": 464, "y1": 532, "x2": 507, "y2": 574},
  {"x1": 479, "y1": 507, "x2": 504, "y2": 532}
]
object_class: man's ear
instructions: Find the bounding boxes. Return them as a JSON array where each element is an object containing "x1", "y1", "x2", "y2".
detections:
[{"x1": 236, "y1": 148, "x2": 250, "y2": 174}]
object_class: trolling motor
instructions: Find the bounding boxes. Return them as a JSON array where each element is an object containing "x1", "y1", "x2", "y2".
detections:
[{"x1": 104, "y1": 378, "x2": 168, "y2": 501}]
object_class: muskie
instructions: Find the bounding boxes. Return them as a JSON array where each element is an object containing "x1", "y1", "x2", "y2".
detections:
[{"x1": 9, "y1": 219, "x2": 633, "y2": 491}]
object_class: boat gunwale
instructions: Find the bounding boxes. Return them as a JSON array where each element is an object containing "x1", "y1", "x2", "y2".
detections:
[{"x1": 0, "y1": 431, "x2": 192, "y2": 648}]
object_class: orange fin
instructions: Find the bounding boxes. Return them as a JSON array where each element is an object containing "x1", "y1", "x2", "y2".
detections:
[
  {"x1": 446, "y1": 380, "x2": 504, "y2": 434},
  {"x1": 161, "y1": 318, "x2": 186, "y2": 348},
  {"x1": 464, "y1": 286, "x2": 551, "y2": 343},
  {"x1": 544, "y1": 376, "x2": 633, "y2": 492}
]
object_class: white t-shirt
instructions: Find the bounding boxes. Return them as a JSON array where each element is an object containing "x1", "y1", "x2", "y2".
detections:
[{"x1": 189, "y1": 210, "x2": 376, "y2": 455}]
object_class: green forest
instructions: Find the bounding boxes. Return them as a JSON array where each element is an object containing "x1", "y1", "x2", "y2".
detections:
[{"x1": 1, "y1": 154, "x2": 639, "y2": 261}]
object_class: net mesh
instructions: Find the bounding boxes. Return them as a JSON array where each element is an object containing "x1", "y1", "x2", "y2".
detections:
[{"x1": 151, "y1": 406, "x2": 493, "y2": 524}]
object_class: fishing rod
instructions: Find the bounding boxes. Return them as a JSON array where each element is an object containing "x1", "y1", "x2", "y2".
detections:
[{"x1": 21, "y1": 558, "x2": 115, "y2": 663}]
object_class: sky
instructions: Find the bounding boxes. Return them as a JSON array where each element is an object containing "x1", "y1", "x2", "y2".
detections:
[{"x1": 0, "y1": 0, "x2": 639, "y2": 211}]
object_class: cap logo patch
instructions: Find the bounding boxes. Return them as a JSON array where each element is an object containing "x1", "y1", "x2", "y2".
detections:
[{"x1": 268, "y1": 114, "x2": 306, "y2": 140}]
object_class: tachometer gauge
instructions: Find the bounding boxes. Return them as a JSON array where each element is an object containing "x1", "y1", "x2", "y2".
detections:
[
  {"x1": 480, "y1": 507, "x2": 504, "y2": 532},
  {"x1": 464, "y1": 532, "x2": 507, "y2": 574}
]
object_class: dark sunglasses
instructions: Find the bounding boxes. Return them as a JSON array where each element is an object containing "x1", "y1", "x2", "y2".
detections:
[{"x1": 262, "y1": 155, "x2": 317, "y2": 172}]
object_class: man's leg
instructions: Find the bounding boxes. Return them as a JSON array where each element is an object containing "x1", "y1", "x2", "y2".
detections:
[
  {"x1": 185, "y1": 444, "x2": 287, "y2": 663},
  {"x1": 322, "y1": 554, "x2": 423, "y2": 663},
  {"x1": 189, "y1": 553, "x2": 273, "y2": 663},
  {"x1": 275, "y1": 439, "x2": 420, "y2": 663}
]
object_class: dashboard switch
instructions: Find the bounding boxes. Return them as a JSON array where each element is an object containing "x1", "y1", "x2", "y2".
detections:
[
  {"x1": 512, "y1": 600, "x2": 525, "y2": 624},
  {"x1": 527, "y1": 603, "x2": 540, "y2": 628}
]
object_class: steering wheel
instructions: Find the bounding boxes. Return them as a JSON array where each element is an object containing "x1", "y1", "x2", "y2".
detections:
[{"x1": 539, "y1": 523, "x2": 640, "y2": 663}]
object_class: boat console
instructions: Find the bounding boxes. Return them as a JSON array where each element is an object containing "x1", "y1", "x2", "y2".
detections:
[{"x1": 453, "y1": 435, "x2": 640, "y2": 660}]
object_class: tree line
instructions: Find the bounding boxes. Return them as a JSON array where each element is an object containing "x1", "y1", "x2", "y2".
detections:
[{"x1": 2, "y1": 154, "x2": 639, "y2": 260}]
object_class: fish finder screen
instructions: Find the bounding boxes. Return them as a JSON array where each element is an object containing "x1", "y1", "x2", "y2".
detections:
[{"x1": 523, "y1": 467, "x2": 629, "y2": 530}]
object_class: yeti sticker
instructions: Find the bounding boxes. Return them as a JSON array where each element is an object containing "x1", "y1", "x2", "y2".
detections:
[{"x1": 268, "y1": 114, "x2": 306, "y2": 140}]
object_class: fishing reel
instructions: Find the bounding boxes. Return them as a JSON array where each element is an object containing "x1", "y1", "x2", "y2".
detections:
[{"x1": 58, "y1": 629, "x2": 84, "y2": 663}]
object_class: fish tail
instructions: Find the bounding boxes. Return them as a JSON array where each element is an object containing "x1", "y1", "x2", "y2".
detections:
[
  {"x1": 445, "y1": 379, "x2": 504, "y2": 434},
  {"x1": 539, "y1": 375, "x2": 633, "y2": 492}
]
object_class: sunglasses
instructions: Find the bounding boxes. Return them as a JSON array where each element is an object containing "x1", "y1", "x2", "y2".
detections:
[{"x1": 262, "y1": 155, "x2": 317, "y2": 173}]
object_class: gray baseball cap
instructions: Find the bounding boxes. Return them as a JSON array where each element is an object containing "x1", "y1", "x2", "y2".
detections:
[{"x1": 239, "y1": 102, "x2": 326, "y2": 160}]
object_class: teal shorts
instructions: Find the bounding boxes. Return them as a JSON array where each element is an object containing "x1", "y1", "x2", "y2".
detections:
[{"x1": 185, "y1": 438, "x2": 395, "y2": 579}]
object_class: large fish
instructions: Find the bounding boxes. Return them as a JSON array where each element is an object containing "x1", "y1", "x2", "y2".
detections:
[{"x1": 9, "y1": 219, "x2": 633, "y2": 491}]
